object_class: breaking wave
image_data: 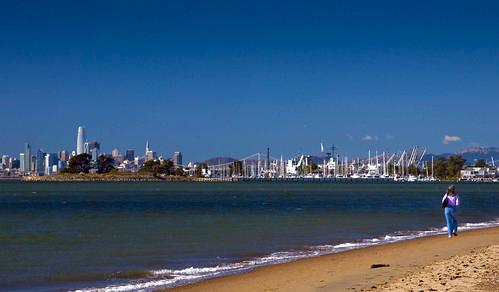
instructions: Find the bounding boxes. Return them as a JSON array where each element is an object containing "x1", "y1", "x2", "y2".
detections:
[{"x1": 74, "y1": 219, "x2": 499, "y2": 292}]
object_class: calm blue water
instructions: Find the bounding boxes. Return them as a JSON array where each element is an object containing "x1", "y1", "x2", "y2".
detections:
[{"x1": 0, "y1": 181, "x2": 498, "y2": 291}]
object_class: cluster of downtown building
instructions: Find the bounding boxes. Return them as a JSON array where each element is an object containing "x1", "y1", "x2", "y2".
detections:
[{"x1": 0, "y1": 126, "x2": 182, "y2": 176}]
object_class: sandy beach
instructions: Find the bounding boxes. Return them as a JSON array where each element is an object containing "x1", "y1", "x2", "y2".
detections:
[{"x1": 167, "y1": 227, "x2": 499, "y2": 292}]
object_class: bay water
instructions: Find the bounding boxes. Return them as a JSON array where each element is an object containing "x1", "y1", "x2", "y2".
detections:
[{"x1": 0, "y1": 181, "x2": 498, "y2": 291}]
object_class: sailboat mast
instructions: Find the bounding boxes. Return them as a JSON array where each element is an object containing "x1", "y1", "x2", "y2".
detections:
[
  {"x1": 383, "y1": 151, "x2": 386, "y2": 176},
  {"x1": 431, "y1": 155, "x2": 434, "y2": 178},
  {"x1": 375, "y1": 151, "x2": 379, "y2": 174}
]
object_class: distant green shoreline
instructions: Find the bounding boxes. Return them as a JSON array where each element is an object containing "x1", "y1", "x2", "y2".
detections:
[
  {"x1": 20, "y1": 174, "x2": 233, "y2": 182},
  {"x1": 16, "y1": 174, "x2": 476, "y2": 183}
]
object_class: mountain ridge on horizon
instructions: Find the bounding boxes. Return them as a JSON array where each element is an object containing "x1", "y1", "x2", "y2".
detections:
[{"x1": 427, "y1": 146, "x2": 498, "y2": 163}]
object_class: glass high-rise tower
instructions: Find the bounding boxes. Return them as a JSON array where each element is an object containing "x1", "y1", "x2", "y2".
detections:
[
  {"x1": 76, "y1": 126, "x2": 86, "y2": 155},
  {"x1": 35, "y1": 149, "x2": 45, "y2": 174},
  {"x1": 19, "y1": 153, "x2": 25, "y2": 173},
  {"x1": 172, "y1": 151, "x2": 182, "y2": 168},
  {"x1": 24, "y1": 143, "x2": 32, "y2": 174}
]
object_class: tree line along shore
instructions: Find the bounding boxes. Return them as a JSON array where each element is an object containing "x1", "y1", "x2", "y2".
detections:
[
  {"x1": 20, "y1": 174, "x2": 472, "y2": 183},
  {"x1": 20, "y1": 173, "x2": 235, "y2": 182}
]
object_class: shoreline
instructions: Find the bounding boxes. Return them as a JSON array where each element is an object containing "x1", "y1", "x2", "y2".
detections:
[
  {"x1": 165, "y1": 226, "x2": 499, "y2": 292},
  {"x1": 11, "y1": 173, "x2": 498, "y2": 183},
  {"x1": 15, "y1": 175, "x2": 493, "y2": 183}
]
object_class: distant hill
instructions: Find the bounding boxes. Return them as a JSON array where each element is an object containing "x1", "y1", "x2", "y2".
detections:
[
  {"x1": 425, "y1": 147, "x2": 498, "y2": 164},
  {"x1": 457, "y1": 147, "x2": 499, "y2": 163},
  {"x1": 457, "y1": 147, "x2": 499, "y2": 155}
]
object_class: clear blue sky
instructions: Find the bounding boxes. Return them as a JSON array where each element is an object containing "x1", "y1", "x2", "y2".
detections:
[{"x1": 1, "y1": 1, "x2": 498, "y2": 161}]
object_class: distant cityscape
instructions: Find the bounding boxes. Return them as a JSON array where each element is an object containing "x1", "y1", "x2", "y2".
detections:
[
  {"x1": 0, "y1": 125, "x2": 183, "y2": 177},
  {"x1": 0, "y1": 126, "x2": 498, "y2": 182}
]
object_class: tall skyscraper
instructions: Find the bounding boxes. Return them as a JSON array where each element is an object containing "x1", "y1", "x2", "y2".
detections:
[
  {"x1": 80, "y1": 141, "x2": 100, "y2": 160},
  {"x1": 77, "y1": 126, "x2": 86, "y2": 155},
  {"x1": 19, "y1": 153, "x2": 25, "y2": 173},
  {"x1": 31, "y1": 156, "x2": 36, "y2": 173},
  {"x1": 88, "y1": 141, "x2": 100, "y2": 151},
  {"x1": 1, "y1": 155, "x2": 9, "y2": 168},
  {"x1": 83, "y1": 142, "x2": 90, "y2": 155},
  {"x1": 90, "y1": 148, "x2": 98, "y2": 161},
  {"x1": 44, "y1": 154, "x2": 51, "y2": 175},
  {"x1": 145, "y1": 151, "x2": 156, "y2": 162},
  {"x1": 11, "y1": 159, "x2": 20, "y2": 169},
  {"x1": 172, "y1": 151, "x2": 182, "y2": 168},
  {"x1": 45, "y1": 153, "x2": 59, "y2": 175},
  {"x1": 59, "y1": 150, "x2": 68, "y2": 162},
  {"x1": 24, "y1": 143, "x2": 32, "y2": 174},
  {"x1": 35, "y1": 149, "x2": 45, "y2": 174},
  {"x1": 125, "y1": 149, "x2": 135, "y2": 161},
  {"x1": 145, "y1": 141, "x2": 156, "y2": 161}
]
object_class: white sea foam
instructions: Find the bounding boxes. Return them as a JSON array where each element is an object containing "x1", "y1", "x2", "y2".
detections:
[{"x1": 73, "y1": 219, "x2": 499, "y2": 292}]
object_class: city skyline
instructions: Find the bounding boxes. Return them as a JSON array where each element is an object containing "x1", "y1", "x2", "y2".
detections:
[
  {"x1": 2, "y1": 124, "x2": 498, "y2": 164},
  {"x1": 2, "y1": 2, "x2": 499, "y2": 161}
]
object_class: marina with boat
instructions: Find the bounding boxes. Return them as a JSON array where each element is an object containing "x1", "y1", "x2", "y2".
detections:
[{"x1": 202, "y1": 146, "x2": 498, "y2": 182}]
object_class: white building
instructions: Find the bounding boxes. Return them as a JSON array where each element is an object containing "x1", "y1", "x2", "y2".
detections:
[
  {"x1": 44, "y1": 153, "x2": 59, "y2": 175},
  {"x1": 45, "y1": 154, "x2": 51, "y2": 175},
  {"x1": 19, "y1": 153, "x2": 25, "y2": 173},
  {"x1": 460, "y1": 166, "x2": 497, "y2": 180},
  {"x1": 286, "y1": 155, "x2": 313, "y2": 176},
  {"x1": 76, "y1": 126, "x2": 86, "y2": 155},
  {"x1": 1, "y1": 155, "x2": 9, "y2": 168}
]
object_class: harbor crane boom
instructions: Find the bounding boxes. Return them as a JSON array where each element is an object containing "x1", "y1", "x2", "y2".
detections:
[
  {"x1": 396, "y1": 150, "x2": 406, "y2": 166},
  {"x1": 417, "y1": 148, "x2": 426, "y2": 167},
  {"x1": 385, "y1": 153, "x2": 396, "y2": 165}
]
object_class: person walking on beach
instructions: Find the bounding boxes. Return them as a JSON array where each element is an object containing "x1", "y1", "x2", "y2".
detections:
[{"x1": 442, "y1": 185, "x2": 460, "y2": 238}]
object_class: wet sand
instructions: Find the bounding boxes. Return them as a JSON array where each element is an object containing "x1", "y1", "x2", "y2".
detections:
[{"x1": 166, "y1": 227, "x2": 499, "y2": 291}]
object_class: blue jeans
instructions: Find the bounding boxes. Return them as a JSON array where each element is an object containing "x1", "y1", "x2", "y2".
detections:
[{"x1": 444, "y1": 206, "x2": 458, "y2": 236}]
